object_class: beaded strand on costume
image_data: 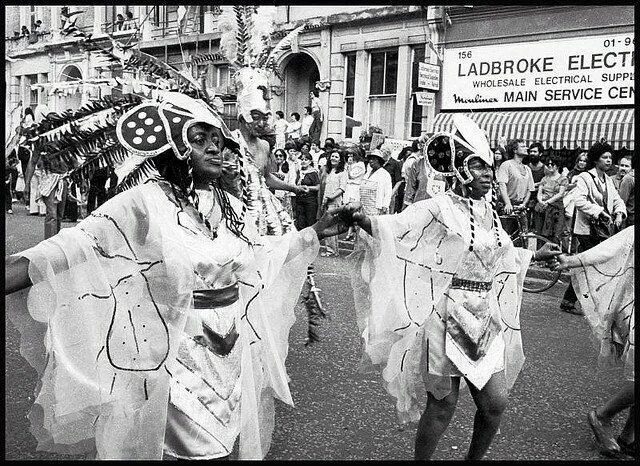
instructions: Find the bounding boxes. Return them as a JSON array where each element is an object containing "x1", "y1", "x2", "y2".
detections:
[
  {"x1": 184, "y1": 156, "x2": 217, "y2": 239},
  {"x1": 490, "y1": 177, "x2": 502, "y2": 247},
  {"x1": 467, "y1": 197, "x2": 476, "y2": 252},
  {"x1": 235, "y1": 146, "x2": 250, "y2": 223}
]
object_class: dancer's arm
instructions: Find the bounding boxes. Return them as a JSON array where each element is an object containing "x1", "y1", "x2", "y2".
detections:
[{"x1": 5, "y1": 255, "x2": 32, "y2": 294}]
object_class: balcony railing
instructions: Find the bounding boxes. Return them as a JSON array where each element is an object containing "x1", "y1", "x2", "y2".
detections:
[{"x1": 5, "y1": 31, "x2": 54, "y2": 54}]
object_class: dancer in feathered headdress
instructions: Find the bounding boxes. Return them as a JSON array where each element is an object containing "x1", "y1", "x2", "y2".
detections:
[
  {"x1": 345, "y1": 115, "x2": 562, "y2": 460},
  {"x1": 217, "y1": 6, "x2": 329, "y2": 345},
  {"x1": 5, "y1": 10, "x2": 351, "y2": 460},
  {"x1": 217, "y1": 5, "x2": 307, "y2": 236}
]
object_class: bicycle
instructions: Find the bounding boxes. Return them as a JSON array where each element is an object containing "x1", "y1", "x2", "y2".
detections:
[{"x1": 498, "y1": 205, "x2": 562, "y2": 293}]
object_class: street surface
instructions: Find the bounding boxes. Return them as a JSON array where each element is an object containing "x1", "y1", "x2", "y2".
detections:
[{"x1": 4, "y1": 205, "x2": 632, "y2": 460}]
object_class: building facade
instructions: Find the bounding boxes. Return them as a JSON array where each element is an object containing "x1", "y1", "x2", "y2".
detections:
[
  {"x1": 6, "y1": 5, "x2": 635, "y2": 155},
  {"x1": 432, "y1": 5, "x2": 635, "y2": 155}
]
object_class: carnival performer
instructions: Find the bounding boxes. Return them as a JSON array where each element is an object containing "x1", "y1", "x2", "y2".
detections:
[
  {"x1": 552, "y1": 226, "x2": 634, "y2": 458},
  {"x1": 344, "y1": 115, "x2": 561, "y2": 460},
  {"x1": 4, "y1": 91, "x2": 350, "y2": 460},
  {"x1": 215, "y1": 7, "x2": 311, "y2": 236}
]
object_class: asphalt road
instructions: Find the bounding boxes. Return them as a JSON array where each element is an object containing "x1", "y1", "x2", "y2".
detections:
[{"x1": 4, "y1": 205, "x2": 632, "y2": 460}]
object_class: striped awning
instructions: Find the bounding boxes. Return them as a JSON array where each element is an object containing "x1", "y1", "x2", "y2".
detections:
[{"x1": 430, "y1": 109, "x2": 634, "y2": 150}]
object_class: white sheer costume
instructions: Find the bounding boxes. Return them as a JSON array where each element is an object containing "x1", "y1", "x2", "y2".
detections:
[
  {"x1": 569, "y1": 226, "x2": 634, "y2": 381},
  {"x1": 9, "y1": 181, "x2": 319, "y2": 459},
  {"x1": 350, "y1": 191, "x2": 532, "y2": 424}
]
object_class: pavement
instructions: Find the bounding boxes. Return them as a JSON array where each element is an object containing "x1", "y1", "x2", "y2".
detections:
[{"x1": 4, "y1": 204, "x2": 633, "y2": 460}]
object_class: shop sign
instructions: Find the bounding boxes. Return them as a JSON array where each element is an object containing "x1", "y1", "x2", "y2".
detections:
[
  {"x1": 370, "y1": 133, "x2": 385, "y2": 150},
  {"x1": 383, "y1": 138, "x2": 414, "y2": 159},
  {"x1": 416, "y1": 92, "x2": 435, "y2": 106},
  {"x1": 418, "y1": 62, "x2": 440, "y2": 91},
  {"x1": 441, "y1": 33, "x2": 634, "y2": 109}
]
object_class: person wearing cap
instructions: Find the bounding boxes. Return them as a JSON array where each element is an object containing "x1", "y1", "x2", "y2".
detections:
[
  {"x1": 343, "y1": 115, "x2": 560, "y2": 460},
  {"x1": 360, "y1": 149, "x2": 392, "y2": 215}
]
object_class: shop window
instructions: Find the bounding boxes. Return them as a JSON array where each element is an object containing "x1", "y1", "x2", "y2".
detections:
[
  {"x1": 344, "y1": 52, "x2": 356, "y2": 139},
  {"x1": 216, "y1": 65, "x2": 231, "y2": 89},
  {"x1": 368, "y1": 49, "x2": 398, "y2": 136},
  {"x1": 411, "y1": 46, "x2": 426, "y2": 138}
]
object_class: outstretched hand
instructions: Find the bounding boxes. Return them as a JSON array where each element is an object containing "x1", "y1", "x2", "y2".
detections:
[
  {"x1": 534, "y1": 242, "x2": 562, "y2": 262},
  {"x1": 313, "y1": 203, "x2": 366, "y2": 239},
  {"x1": 550, "y1": 254, "x2": 574, "y2": 271}
]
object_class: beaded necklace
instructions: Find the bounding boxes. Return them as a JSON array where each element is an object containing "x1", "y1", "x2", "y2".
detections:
[{"x1": 448, "y1": 191, "x2": 502, "y2": 252}]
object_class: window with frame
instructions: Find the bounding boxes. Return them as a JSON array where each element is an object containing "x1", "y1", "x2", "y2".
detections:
[
  {"x1": 216, "y1": 65, "x2": 231, "y2": 89},
  {"x1": 411, "y1": 46, "x2": 426, "y2": 138},
  {"x1": 26, "y1": 74, "x2": 39, "y2": 110},
  {"x1": 343, "y1": 52, "x2": 356, "y2": 139},
  {"x1": 368, "y1": 49, "x2": 398, "y2": 136}
]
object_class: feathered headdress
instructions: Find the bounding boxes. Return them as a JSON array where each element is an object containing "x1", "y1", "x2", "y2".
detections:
[
  {"x1": 217, "y1": 6, "x2": 306, "y2": 121},
  {"x1": 24, "y1": 10, "x2": 252, "y2": 243}
]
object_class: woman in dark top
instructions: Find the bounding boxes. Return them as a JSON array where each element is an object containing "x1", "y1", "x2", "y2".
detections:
[{"x1": 295, "y1": 152, "x2": 320, "y2": 230}]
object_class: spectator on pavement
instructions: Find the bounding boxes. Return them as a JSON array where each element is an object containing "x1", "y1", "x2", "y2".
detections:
[
  {"x1": 560, "y1": 141, "x2": 626, "y2": 315},
  {"x1": 285, "y1": 141, "x2": 301, "y2": 219},
  {"x1": 309, "y1": 141, "x2": 323, "y2": 167},
  {"x1": 612, "y1": 155, "x2": 632, "y2": 192},
  {"x1": 319, "y1": 149, "x2": 347, "y2": 257},
  {"x1": 301, "y1": 106, "x2": 314, "y2": 139},
  {"x1": 286, "y1": 112, "x2": 301, "y2": 142},
  {"x1": 536, "y1": 154, "x2": 568, "y2": 246},
  {"x1": 344, "y1": 149, "x2": 366, "y2": 240},
  {"x1": 380, "y1": 144, "x2": 403, "y2": 213},
  {"x1": 360, "y1": 149, "x2": 392, "y2": 215},
  {"x1": 308, "y1": 90, "x2": 323, "y2": 146},
  {"x1": 618, "y1": 157, "x2": 634, "y2": 227},
  {"x1": 493, "y1": 147, "x2": 505, "y2": 171},
  {"x1": 401, "y1": 139, "x2": 422, "y2": 181},
  {"x1": 294, "y1": 151, "x2": 320, "y2": 231},
  {"x1": 497, "y1": 138, "x2": 535, "y2": 215},
  {"x1": 528, "y1": 143, "x2": 546, "y2": 233},
  {"x1": 273, "y1": 148, "x2": 295, "y2": 219},
  {"x1": 317, "y1": 137, "x2": 335, "y2": 172},
  {"x1": 273, "y1": 110, "x2": 288, "y2": 150}
]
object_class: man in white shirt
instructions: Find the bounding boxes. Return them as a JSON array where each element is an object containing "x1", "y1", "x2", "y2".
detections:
[
  {"x1": 361, "y1": 150, "x2": 392, "y2": 215},
  {"x1": 301, "y1": 106, "x2": 314, "y2": 138},
  {"x1": 496, "y1": 138, "x2": 535, "y2": 214}
]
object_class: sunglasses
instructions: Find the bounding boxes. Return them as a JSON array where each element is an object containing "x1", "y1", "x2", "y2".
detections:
[{"x1": 544, "y1": 162, "x2": 556, "y2": 167}]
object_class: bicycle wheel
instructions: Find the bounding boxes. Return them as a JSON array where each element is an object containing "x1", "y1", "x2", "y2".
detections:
[{"x1": 513, "y1": 233, "x2": 562, "y2": 293}]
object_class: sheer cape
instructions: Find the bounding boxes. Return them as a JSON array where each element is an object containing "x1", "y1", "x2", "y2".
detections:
[
  {"x1": 570, "y1": 226, "x2": 634, "y2": 381},
  {"x1": 8, "y1": 181, "x2": 319, "y2": 459},
  {"x1": 349, "y1": 193, "x2": 532, "y2": 424}
]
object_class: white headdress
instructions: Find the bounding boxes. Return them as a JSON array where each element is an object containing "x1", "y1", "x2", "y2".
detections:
[
  {"x1": 217, "y1": 6, "x2": 306, "y2": 122},
  {"x1": 423, "y1": 114, "x2": 493, "y2": 185}
]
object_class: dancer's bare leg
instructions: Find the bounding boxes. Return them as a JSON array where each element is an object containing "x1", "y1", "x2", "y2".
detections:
[
  {"x1": 465, "y1": 370, "x2": 509, "y2": 460},
  {"x1": 619, "y1": 404, "x2": 635, "y2": 444},
  {"x1": 415, "y1": 377, "x2": 461, "y2": 460},
  {"x1": 596, "y1": 381, "x2": 634, "y2": 424}
]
